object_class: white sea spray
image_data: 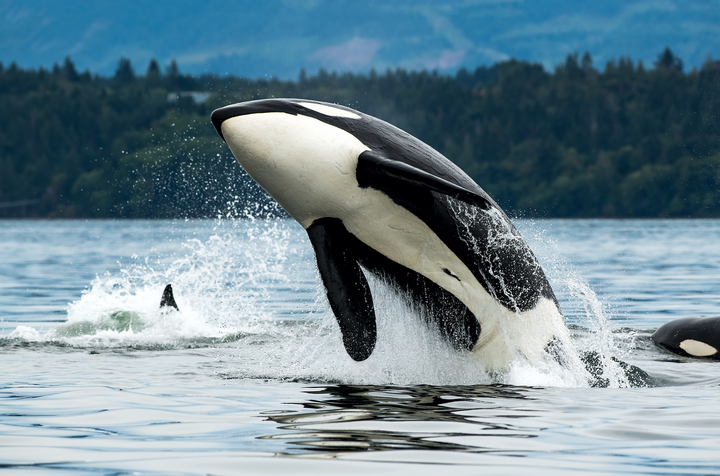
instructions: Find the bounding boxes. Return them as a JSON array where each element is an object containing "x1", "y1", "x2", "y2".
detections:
[{"x1": 4, "y1": 216, "x2": 638, "y2": 387}]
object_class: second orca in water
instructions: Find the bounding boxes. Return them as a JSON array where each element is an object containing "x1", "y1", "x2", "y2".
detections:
[
  {"x1": 211, "y1": 99, "x2": 574, "y2": 372},
  {"x1": 54, "y1": 284, "x2": 180, "y2": 338},
  {"x1": 160, "y1": 284, "x2": 179, "y2": 311},
  {"x1": 652, "y1": 316, "x2": 720, "y2": 359}
]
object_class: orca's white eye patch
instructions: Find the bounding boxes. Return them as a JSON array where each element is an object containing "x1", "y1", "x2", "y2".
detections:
[
  {"x1": 298, "y1": 102, "x2": 361, "y2": 119},
  {"x1": 679, "y1": 339, "x2": 718, "y2": 357}
]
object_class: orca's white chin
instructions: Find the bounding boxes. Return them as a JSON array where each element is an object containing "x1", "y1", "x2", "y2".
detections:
[{"x1": 220, "y1": 112, "x2": 367, "y2": 228}]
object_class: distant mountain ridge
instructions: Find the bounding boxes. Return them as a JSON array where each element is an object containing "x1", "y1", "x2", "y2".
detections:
[{"x1": 1, "y1": 0, "x2": 718, "y2": 78}]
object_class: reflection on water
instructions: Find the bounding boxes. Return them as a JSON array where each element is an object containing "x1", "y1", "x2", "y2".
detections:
[{"x1": 262, "y1": 384, "x2": 537, "y2": 454}]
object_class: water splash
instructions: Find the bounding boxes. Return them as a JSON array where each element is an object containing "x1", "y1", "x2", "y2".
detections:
[
  {"x1": 5, "y1": 214, "x2": 646, "y2": 387},
  {"x1": 564, "y1": 278, "x2": 642, "y2": 387},
  {"x1": 519, "y1": 220, "x2": 644, "y2": 388},
  {"x1": 8, "y1": 217, "x2": 299, "y2": 349},
  {"x1": 221, "y1": 275, "x2": 497, "y2": 386}
]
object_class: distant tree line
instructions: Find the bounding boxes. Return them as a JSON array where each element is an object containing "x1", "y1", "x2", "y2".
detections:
[{"x1": 0, "y1": 48, "x2": 718, "y2": 218}]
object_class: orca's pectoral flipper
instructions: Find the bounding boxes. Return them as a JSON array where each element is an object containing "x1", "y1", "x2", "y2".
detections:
[
  {"x1": 160, "y1": 284, "x2": 179, "y2": 311},
  {"x1": 357, "y1": 150, "x2": 492, "y2": 210},
  {"x1": 306, "y1": 218, "x2": 377, "y2": 361}
]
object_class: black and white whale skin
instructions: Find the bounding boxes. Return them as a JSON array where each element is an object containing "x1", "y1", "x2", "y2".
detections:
[
  {"x1": 160, "y1": 284, "x2": 179, "y2": 311},
  {"x1": 652, "y1": 317, "x2": 720, "y2": 359},
  {"x1": 211, "y1": 98, "x2": 572, "y2": 371}
]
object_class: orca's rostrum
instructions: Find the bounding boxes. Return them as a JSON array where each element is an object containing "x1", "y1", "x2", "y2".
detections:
[{"x1": 211, "y1": 98, "x2": 573, "y2": 371}]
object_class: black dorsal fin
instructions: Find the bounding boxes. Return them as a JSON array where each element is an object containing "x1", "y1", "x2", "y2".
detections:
[{"x1": 160, "y1": 284, "x2": 179, "y2": 311}]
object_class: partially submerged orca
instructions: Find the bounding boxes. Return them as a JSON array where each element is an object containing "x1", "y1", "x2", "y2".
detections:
[
  {"x1": 211, "y1": 99, "x2": 572, "y2": 371},
  {"x1": 652, "y1": 316, "x2": 720, "y2": 359},
  {"x1": 160, "y1": 284, "x2": 179, "y2": 311},
  {"x1": 54, "y1": 285, "x2": 179, "y2": 338}
]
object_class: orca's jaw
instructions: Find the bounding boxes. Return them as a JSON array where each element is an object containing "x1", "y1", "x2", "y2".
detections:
[
  {"x1": 212, "y1": 100, "x2": 301, "y2": 140},
  {"x1": 217, "y1": 110, "x2": 368, "y2": 228},
  {"x1": 211, "y1": 99, "x2": 361, "y2": 141}
]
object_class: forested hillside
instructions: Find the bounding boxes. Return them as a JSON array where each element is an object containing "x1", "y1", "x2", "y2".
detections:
[{"x1": 1, "y1": 49, "x2": 718, "y2": 218}]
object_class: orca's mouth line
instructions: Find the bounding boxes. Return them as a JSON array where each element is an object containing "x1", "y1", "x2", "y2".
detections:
[{"x1": 211, "y1": 99, "x2": 359, "y2": 141}]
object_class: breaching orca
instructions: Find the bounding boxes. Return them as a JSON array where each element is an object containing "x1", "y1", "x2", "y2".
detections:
[
  {"x1": 211, "y1": 99, "x2": 572, "y2": 371},
  {"x1": 652, "y1": 316, "x2": 720, "y2": 359}
]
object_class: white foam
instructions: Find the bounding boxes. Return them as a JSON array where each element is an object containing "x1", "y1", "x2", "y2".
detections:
[
  {"x1": 518, "y1": 219, "x2": 637, "y2": 388},
  {"x1": 5, "y1": 217, "x2": 636, "y2": 388},
  {"x1": 10, "y1": 218, "x2": 300, "y2": 348},
  {"x1": 8, "y1": 325, "x2": 42, "y2": 341}
]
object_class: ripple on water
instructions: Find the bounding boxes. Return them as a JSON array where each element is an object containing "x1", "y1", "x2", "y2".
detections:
[{"x1": 2, "y1": 218, "x2": 720, "y2": 474}]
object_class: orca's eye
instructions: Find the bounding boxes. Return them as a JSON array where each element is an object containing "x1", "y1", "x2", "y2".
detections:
[{"x1": 298, "y1": 102, "x2": 361, "y2": 119}]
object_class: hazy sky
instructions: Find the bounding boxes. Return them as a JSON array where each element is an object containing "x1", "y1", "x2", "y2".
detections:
[{"x1": 2, "y1": 0, "x2": 718, "y2": 78}]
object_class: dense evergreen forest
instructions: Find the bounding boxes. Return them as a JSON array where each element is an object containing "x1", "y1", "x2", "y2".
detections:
[{"x1": 1, "y1": 48, "x2": 718, "y2": 219}]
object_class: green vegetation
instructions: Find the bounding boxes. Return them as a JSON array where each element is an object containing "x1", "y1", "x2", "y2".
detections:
[{"x1": 1, "y1": 48, "x2": 718, "y2": 218}]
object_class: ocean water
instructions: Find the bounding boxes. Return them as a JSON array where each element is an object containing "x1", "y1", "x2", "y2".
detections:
[{"x1": 1, "y1": 218, "x2": 720, "y2": 475}]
